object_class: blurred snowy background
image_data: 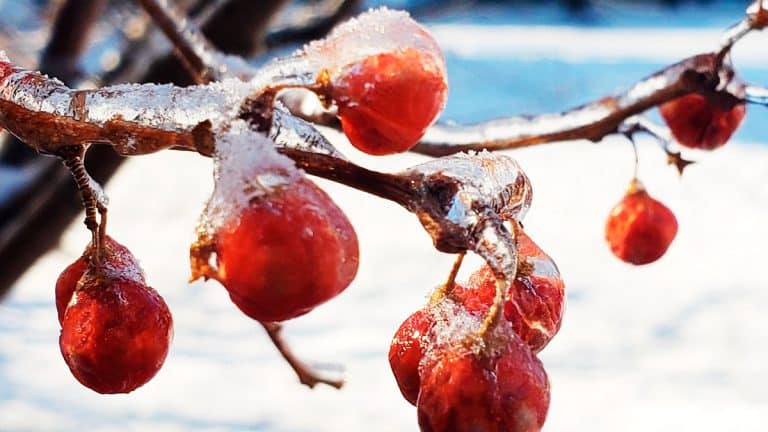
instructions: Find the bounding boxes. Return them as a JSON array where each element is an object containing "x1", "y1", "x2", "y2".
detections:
[{"x1": 1, "y1": 0, "x2": 768, "y2": 431}]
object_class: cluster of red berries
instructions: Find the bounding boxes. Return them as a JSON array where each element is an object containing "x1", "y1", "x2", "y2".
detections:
[
  {"x1": 55, "y1": 12, "x2": 448, "y2": 394},
  {"x1": 389, "y1": 229, "x2": 565, "y2": 431},
  {"x1": 604, "y1": 91, "x2": 746, "y2": 265}
]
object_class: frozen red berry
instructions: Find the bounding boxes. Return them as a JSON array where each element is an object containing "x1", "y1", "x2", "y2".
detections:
[
  {"x1": 659, "y1": 93, "x2": 746, "y2": 150},
  {"x1": 58, "y1": 241, "x2": 172, "y2": 394},
  {"x1": 329, "y1": 47, "x2": 447, "y2": 155},
  {"x1": 214, "y1": 177, "x2": 359, "y2": 322},
  {"x1": 417, "y1": 334, "x2": 550, "y2": 432},
  {"x1": 605, "y1": 182, "x2": 678, "y2": 265}
]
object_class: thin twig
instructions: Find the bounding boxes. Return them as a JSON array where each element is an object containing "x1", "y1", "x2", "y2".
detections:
[{"x1": 261, "y1": 322, "x2": 344, "y2": 389}]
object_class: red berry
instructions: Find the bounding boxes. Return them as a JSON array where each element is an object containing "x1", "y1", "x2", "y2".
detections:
[
  {"x1": 59, "y1": 249, "x2": 172, "y2": 394},
  {"x1": 659, "y1": 93, "x2": 746, "y2": 150},
  {"x1": 389, "y1": 309, "x2": 434, "y2": 405},
  {"x1": 55, "y1": 236, "x2": 144, "y2": 324},
  {"x1": 330, "y1": 47, "x2": 447, "y2": 155},
  {"x1": 605, "y1": 182, "x2": 678, "y2": 265},
  {"x1": 453, "y1": 230, "x2": 566, "y2": 353},
  {"x1": 417, "y1": 334, "x2": 550, "y2": 432},
  {"x1": 215, "y1": 177, "x2": 359, "y2": 322}
]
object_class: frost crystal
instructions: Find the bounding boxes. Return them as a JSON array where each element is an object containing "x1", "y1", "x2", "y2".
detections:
[
  {"x1": 300, "y1": 8, "x2": 445, "y2": 75},
  {"x1": 202, "y1": 122, "x2": 301, "y2": 231}
]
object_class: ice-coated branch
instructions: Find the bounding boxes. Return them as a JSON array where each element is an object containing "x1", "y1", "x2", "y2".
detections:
[
  {"x1": 411, "y1": 53, "x2": 744, "y2": 156},
  {"x1": 409, "y1": 2, "x2": 765, "y2": 157}
]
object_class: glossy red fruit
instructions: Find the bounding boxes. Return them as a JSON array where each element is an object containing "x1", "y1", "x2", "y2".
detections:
[
  {"x1": 55, "y1": 236, "x2": 144, "y2": 324},
  {"x1": 659, "y1": 93, "x2": 746, "y2": 150},
  {"x1": 215, "y1": 177, "x2": 359, "y2": 322},
  {"x1": 330, "y1": 47, "x2": 448, "y2": 155},
  {"x1": 417, "y1": 335, "x2": 550, "y2": 432},
  {"x1": 605, "y1": 182, "x2": 678, "y2": 265},
  {"x1": 389, "y1": 309, "x2": 434, "y2": 405},
  {"x1": 59, "y1": 259, "x2": 172, "y2": 394},
  {"x1": 452, "y1": 230, "x2": 566, "y2": 353}
]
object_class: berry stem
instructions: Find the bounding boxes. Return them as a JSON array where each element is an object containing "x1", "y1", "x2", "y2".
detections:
[
  {"x1": 429, "y1": 252, "x2": 465, "y2": 305},
  {"x1": 476, "y1": 277, "x2": 506, "y2": 341},
  {"x1": 261, "y1": 322, "x2": 344, "y2": 390},
  {"x1": 60, "y1": 146, "x2": 103, "y2": 264}
]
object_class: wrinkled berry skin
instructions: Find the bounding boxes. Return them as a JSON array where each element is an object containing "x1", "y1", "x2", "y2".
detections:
[
  {"x1": 216, "y1": 178, "x2": 359, "y2": 322},
  {"x1": 330, "y1": 47, "x2": 447, "y2": 155},
  {"x1": 417, "y1": 337, "x2": 550, "y2": 432},
  {"x1": 659, "y1": 93, "x2": 746, "y2": 150},
  {"x1": 605, "y1": 187, "x2": 678, "y2": 265},
  {"x1": 452, "y1": 231, "x2": 566, "y2": 353},
  {"x1": 55, "y1": 236, "x2": 144, "y2": 324},
  {"x1": 389, "y1": 309, "x2": 434, "y2": 405},
  {"x1": 59, "y1": 274, "x2": 172, "y2": 394}
]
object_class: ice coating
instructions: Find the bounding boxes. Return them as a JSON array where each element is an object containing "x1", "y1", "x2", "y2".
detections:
[
  {"x1": 422, "y1": 297, "x2": 521, "y2": 360},
  {"x1": 301, "y1": 8, "x2": 445, "y2": 76},
  {"x1": 270, "y1": 103, "x2": 348, "y2": 160},
  {"x1": 411, "y1": 151, "x2": 533, "y2": 223},
  {"x1": 83, "y1": 79, "x2": 260, "y2": 133},
  {"x1": 203, "y1": 122, "x2": 301, "y2": 232}
]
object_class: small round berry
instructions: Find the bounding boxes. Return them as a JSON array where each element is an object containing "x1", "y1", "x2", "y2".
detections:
[
  {"x1": 389, "y1": 309, "x2": 434, "y2": 405},
  {"x1": 59, "y1": 275, "x2": 173, "y2": 394},
  {"x1": 659, "y1": 93, "x2": 746, "y2": 150},
  {"x1": 417, "y1": 335, "x2": 550, "y2": 432},
  {"x1": 215, "y1": 177, "x2": 359, "y2": 322},
  {"x1": 605, "y1": 182, "x2": 678, "y2": 265},
  {"x1": 330, "y1": 47, "x2": 447, "y2": 155}
]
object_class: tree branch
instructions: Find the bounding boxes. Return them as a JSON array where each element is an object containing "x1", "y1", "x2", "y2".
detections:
[{"x1": 411, "y1": 53, "x2": 741, "y2": 156}]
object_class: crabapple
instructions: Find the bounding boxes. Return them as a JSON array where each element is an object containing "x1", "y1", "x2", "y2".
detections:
[
  {"x1": 659, "y1": 93, "x2": 746, "y2": 150},
  {"x1": 214, "y1": 177, "x2": 359, "y2": 322},
  {"x1": 417, "y1": 333, "x2": 550, "y2": 432},
  {"x1": 58, "y1": 242, "x2": 172, "y2": 394},
  {"x1": 329, "y1": 47, "x2": 448, "y2": 155},
  {"x1": 605, "y1": 181, "x2": 678, "y2": 265}
]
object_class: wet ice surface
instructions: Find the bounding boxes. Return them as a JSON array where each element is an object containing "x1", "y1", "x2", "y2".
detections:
[{"x1": 3, "y1": 132, "x2": 768, "y2": 431}]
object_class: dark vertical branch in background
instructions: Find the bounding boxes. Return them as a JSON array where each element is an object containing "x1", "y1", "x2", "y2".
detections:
[
  {"x1": 0, "y1": 0, "x2": 114, "y2": 296},
  {"x1": 203, "y1": 0, "x2": 289, "y2": 56},
  {"x1": 40, "y1": 0, "x2": 106, "y2": 82}
]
